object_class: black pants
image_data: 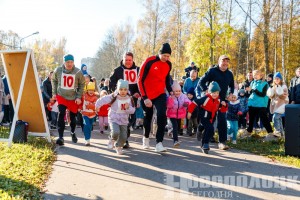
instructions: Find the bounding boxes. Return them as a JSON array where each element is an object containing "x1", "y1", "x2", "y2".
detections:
[
  {"x1": 201, "y1": 117, "x2": 215, "y2": 146},
  {"x1": 170, "y1": 118, "x2": 181, "y2": 143},
  {"x1": 58, "y1": 104, "x2": 77, "y2": 139},
  {"x1": 217, "y1": 110, "x2": 227, "y2": 143},
  {"x1": 247, "y1": 106, "x2": 273, "y2": 133},
  {"x1": 142, "y1": 93, "x2": 167, "y2": 143}
]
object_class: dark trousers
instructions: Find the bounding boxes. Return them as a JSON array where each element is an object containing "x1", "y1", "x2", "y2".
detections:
[
  {"x1": 142, "y1": 93, "x2": 167, "y2": 143},
  {"x1": 51, "y1": 112, "x2": 58, "y2": 126},
  {"x1": 238, "y1": 113, "x2": 247, "y2": 128},
  {"x1": 217, "y1": 110, "x2": 227, "y2": 143},
  {"x1": 247, "y1": 106, "x2": 273, "y2": 133},
  {"x1": 201, "y1": 117, "x2": 215, "y2": 146},
  {"x1": 58, "y1": 104, "x2": 77, "y2": 139},
  {"x1": 170, "y1": 118, "x2": 181, "y2": 143}
]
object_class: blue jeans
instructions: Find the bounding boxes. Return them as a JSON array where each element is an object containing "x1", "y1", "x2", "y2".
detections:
[
  {"x1": 83, "y1": 116, "x2": 94, "y2": 140},
  {"x1": 51, "y1": 111, "x2": 58, "y2": 126},
  {"x1": 227, "y1": 120, "x2": 238, "y2": 140},
  {"x1": 273, "y1": 113, "x2": 283, "y2": 133}
]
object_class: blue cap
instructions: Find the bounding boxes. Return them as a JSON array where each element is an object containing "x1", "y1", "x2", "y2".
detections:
[
  {"x1": 64, "y1": 54, "x2": 74, "y2": 62},
  {"x1": 274, "y1": 72, "x2": 282, "y2": 80}
]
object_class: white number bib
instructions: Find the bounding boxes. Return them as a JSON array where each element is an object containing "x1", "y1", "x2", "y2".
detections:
[
  {"x1": 61, "y1": 73, "x2": 75, "y2": 90},
  {"x1": 116, "y1": 98, "x2": 131, "y2": 113},
  {"x1": 123, "y1": 69, "x2": 137, "y2": 84}
]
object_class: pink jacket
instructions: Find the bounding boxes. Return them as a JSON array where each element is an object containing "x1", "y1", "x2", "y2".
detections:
[{"x1": 166, "y1": 93, "x2": 191, "y2": 119}]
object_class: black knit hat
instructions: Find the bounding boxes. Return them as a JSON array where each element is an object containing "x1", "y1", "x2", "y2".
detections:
[{"x1": 159, "y1": 43, "x2": 172, "y2": 55}]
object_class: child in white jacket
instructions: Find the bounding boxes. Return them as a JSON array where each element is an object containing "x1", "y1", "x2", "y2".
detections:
[{"x1": 267, "y1": 72, "x2": 289, "y2": 139}]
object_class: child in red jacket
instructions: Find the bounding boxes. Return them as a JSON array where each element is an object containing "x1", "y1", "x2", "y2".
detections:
[
  {"x1": 98, "y1": 90, "x2": 110, "y2": 134},
  {"x1": 187, "y1": 82, "x2": 227, "y2": 154}
]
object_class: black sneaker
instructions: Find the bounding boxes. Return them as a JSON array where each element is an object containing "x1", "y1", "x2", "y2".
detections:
[
  {"x1": 123, "y1": 141, "x2": 130, "y2": 149},
  {"x1": 71, "y1": 132, "x2": 78, "y2": 143},
  {"x1": 104, "y1": 125, "x2": 109, "y2": 130},
  {"x1": 100, "y1": 131, "x2": 104, "y2": 134},
  {"x1": 56, "y1": 138, "x2": 64, "y2": 146}
]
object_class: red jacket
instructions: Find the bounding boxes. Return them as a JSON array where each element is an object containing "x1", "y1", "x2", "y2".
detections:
[
  {"x1": 98, "y1": 104, "x2": 110, "y2": 117},
  {"x1": 138, "y1": 56, "x2": 172, "y2": 100}
]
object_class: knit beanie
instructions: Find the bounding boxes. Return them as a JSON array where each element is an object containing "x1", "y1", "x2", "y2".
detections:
[
  {"x1": 64, "y1": 54, "x2": 74, "y2": 62},
  {"x1": 171, "y1": 80, "x2": 181, "y2": 91},
  {"x1": 159, "y1": 43, "x2": 172, "y2": 55},
  {"x1": 239, "y1": 89, "x2": 245, "y2": 95},
  {"x1": 208, "y1": 81, "x2": 221, "y2": 93},
  {"x1": 117, "y1": 79, "x2": 129, "y2": 91},
  {"x1": 86, "y1": 82, "x2": 95, "y2": 91},
  {"x1": 274, "y1": 72, "x2": 282, "y2": 80},
  {"x1": 187, "y1": 87, "x2": 195, "y2": 97}
]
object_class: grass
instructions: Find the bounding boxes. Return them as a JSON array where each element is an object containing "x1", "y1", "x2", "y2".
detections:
[
  {"x1": 227, "y1": 130, "x2": 300, "y2": 168},
  {"x1": 0, "y1": 126, "x2": 56, "y2": 199}
]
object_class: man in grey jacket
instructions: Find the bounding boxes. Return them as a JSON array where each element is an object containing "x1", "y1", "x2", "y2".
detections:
[{"x1": 52, "y1": 54, "x2": 85, "y2": 146}]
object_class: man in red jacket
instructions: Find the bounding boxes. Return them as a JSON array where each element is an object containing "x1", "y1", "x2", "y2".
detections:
[{"x1": 138, "y1": 43, "x2": 173, "y2": 152}]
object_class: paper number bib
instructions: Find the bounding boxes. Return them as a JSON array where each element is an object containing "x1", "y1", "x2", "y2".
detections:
[
  {"x1": 123, "y1": 69, "x2": 137, "y2": 84},
  {"x1": 61, "y1": 73, "x2": 75, "y2": 90},
  {"x1": 117, "y1": 99, "x2": 131, "y2": 113}
]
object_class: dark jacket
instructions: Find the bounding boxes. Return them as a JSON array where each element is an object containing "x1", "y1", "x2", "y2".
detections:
[
  {"x1": 2, "y1": 76, "x2": 10, "y2": 95},
  {"x1": 109, "y1": 61, "x2": 140, "y2": 95},
  {"x1": 199, "y1": 65, "x2": 234, "y2": 101},
  {"x1": 289, "y1": 76, "x2": 300, "y2": 103},
  {"x1": 42, "y1": 77, "x2": 52, "y2": 103},
  {"x1": 226, "y1": 101, "x2": 242, "y2": 121},
  {"x1": 241, "y1": 79, "x2": 253, "y2": 98},
  {"x1": 184, "y1": 65, "x2": 199, "y2": 78}
]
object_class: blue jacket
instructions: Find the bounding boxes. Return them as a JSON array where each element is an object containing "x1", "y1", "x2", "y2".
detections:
[
  {"x1": 183, "y1": 77, "x2": 200, "y2": 94},
  {"x1": 2, "y1": 76, "x2": 10, "y2": 95},
  {"x1": 226, "y1": 100, "x2": 241, "y2": 121},
  {"x1": 239, "y1": 96, "x2": 248, "y2": 114},
  {"x1": 248, "y1": 80, "x2": 269, "y2": 107},
  {"x1": 199, "y1": 65, "x2": 234, "y2": 101}
]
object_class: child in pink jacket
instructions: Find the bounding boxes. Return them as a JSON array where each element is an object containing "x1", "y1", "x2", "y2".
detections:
[{"x1": 167, "y1": 80, "x2": 190, "y2": 148}]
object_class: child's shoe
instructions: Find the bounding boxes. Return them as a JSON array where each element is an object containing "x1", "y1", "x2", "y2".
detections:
[
  {"x1": 115, "y1": 147, "x2": 123, "y2": 155},
  {"x1": 100, "y1": 131, "x2": 104, "y2": 134},
  {"x1": 201, "y1": 143, "x2": 210, "y2": 154},
  {"x1": 173, "y1": 141, "x2": 180, "y2": 148},
  {"x1": 105, "y1": 125, "x2": 109, "y2": 130},
  {"x1": 71, "y1": 132, "x2": 78, "y2": 143},
  {"x1": 107, "y1": 137, "x2": 115, "y2": 149},
  {"x1": 85, "y1": 140, "x2": 90, "y2": 146},
  {"x1": 142, "y1": 137, "x2": 150, "y2": 149},
  {"x1": 273, "y1": 131, "x2": 281, "y2": 137},
  {"x1": 232, "y1": 140, "x2": 237, "y2": 144},
  {"x1": 227, "y1": 134, "x2": 233, "y2": 141}
]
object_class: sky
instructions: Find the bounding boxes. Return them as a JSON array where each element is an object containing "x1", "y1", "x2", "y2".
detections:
[{"x1": 0, "y1": 0, "x2": 144, "y2": 67}]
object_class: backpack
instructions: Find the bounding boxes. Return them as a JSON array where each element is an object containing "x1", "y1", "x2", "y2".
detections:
[{"x1": 12, "y1": 120, "x2": 29, "y2": 143}]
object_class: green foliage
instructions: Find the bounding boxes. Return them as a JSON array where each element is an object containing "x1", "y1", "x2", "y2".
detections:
[
  {"x1": 0, "y1": 136, "x2": 56, "y2": 199},
  {"x1": 229, "y1": 131, "x2": 300, "y2": 168}
]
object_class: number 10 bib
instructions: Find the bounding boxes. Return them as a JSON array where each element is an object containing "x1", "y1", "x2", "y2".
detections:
[{"x1": 61, "y1": 73, "x2": 75, "y2": 90}]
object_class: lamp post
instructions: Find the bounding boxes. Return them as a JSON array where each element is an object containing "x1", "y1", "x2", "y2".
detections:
[{"x1": 19, "y1": 31, "x2": 39, "y2": 49}]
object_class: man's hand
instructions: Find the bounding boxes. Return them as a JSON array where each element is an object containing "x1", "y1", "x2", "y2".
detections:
[
  {"x1": 52, "y1": 95, "x2": 56, "y2": 100},
  {"x1": 187, "y1": 112, "x2": 192, "y2": 119},
  {"x1": 144, "y1": 98, "x2": 152, "y2": 108},
  {"x1": 75, "y1": 98, "x2": 82, "y2": 105},
  {"x1": 291, "y1": 101, "x2": 295, "y2": 104}
]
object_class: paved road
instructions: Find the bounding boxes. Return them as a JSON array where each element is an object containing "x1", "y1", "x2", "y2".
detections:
[{"x1": 44, "y1": 125, "x2": 300, "y2": 200}]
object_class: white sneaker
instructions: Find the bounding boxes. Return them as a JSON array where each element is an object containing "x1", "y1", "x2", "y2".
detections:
[
  {"x1": 218, "y1": 142, "x2": 229, "y2": 150},
  {"x1": 142, "y1": 137, "x2": 150, "y2": 149},
  {"x1": 155, "y1": 142, "x2": 167, "y2": 152},
  {"x1": 85, "y1": 139, "x2": 90, "y2": 146},
  {"x1": 115, "y1": 147, "x2": 123, "y2": 155},
  {"x1": 232, "y1": 140, "x2": 237, "y2": 144},
  {"x1": 107, "y1": 137, "x2": 115, "y2": 149},
  {"x1": 227, "y1": 134, "x2": 232, "y2": 141}
]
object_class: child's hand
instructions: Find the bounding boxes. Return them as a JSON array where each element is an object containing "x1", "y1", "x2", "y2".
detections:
[
  {"x1": 125, "y1": 103, "x2": 129, "y2": 109},
  {"x1": 187, "y1": 112, "x2": 192, "y2": 119},
  {"x1": 237, "y1": 111, "x2": 243, "y2": 115},
  {"x1": 221, "y1": 101, "x2": 226, "y2": 106},
  {"x1": 183, "y1": 102, "x2": 189, "y2": 107}
]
